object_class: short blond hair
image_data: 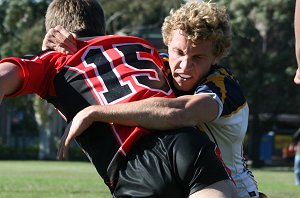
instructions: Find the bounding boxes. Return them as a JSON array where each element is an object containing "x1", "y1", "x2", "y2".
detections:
[
  {"x1": 162, "y1": 1, "x2": 232, "y2": 59},
  {"x1": 45, "y1": 0, "x2": 105, "y2": 37}
]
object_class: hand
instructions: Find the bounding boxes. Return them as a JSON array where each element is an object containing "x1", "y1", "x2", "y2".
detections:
[
  {"x1": 42, "y1": 25, "x2": 78, "y2": 54},
  {"x1": 295, "y1": 68, "x2": 300, "y2": 84},
  {"x1": 57, "y1": 106, "x2": 96, "y2": 160}
]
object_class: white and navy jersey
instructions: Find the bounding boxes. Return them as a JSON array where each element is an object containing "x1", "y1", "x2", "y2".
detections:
[
  {"x1": 195, "y1": 65, "x2": 258, "y2": 197},
  {"x1": 194, "y1": 64, "x2": 248, "y2": 171},
  {"x1": 161, "y1": 52, "x2": 259, "y2": 197},
  {"x1": 2, "y1": 35, "x2": 174, "y2": 188}
]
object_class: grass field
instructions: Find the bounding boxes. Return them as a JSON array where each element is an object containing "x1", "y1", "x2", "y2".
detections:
[
  {"x1": 0, "y1": 161, "x2": 110, "y2": 198},
  {"x1": 0, "y1": 161, "x2": 299, "y2": 198}
]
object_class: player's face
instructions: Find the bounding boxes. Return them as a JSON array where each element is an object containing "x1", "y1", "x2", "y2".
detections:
[{"x1": 167, "y1": 29, "x2": 216, "y2": 91}]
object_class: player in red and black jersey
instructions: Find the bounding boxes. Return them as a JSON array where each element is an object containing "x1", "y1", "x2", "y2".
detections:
[{"x1": 0, "y1": 0, "x2": 238, "y2": 197}]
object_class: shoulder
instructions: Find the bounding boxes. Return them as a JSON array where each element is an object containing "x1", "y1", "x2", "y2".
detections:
[
  {"x1": 196, "y1": 64, "x2": 242, "y2": 94},
  {"x1": 204, "y1": 64, "x2": 237, "y2": 84},
  {"x1": 196, "y1": 64, "x2": 247, "y2": 116}
]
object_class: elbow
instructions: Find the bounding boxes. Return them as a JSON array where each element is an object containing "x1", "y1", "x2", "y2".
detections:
[{"x1": 0, "y1": 63, "x2": 22, "y2": 95}]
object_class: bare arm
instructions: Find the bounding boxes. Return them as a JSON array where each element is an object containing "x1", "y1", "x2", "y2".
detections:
[
  {"x1": 82, "y1": 94, "x2": 218, "y2": 130},
  {"x1": 295, "y1": 0, "x2": 300, "y2": 84},
  {"x1": 57, "y1": 94, "x2": 219, "y2": 159},
  {"x1": 0, "y1": 62, "x2": 23, "y2": 103}
]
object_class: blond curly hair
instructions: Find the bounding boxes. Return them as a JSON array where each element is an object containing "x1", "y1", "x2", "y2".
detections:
[{"x1": 162, "y1": 1, "x2": 232, "y2": 59}]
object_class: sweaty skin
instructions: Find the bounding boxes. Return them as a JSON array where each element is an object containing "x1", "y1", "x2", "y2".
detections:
[{"x1": 0, "y1": 62, "x2": 23, "y2": 104}]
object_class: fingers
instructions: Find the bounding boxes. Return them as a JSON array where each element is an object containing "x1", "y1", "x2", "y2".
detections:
[
  {"x1": 42, "y1": 25, "x2": 77, "y2": 54},
  {"x1": 71, "y1": 33, "x2": 78, "y2": 40},
  {"x1": 54, "y1": 25, "x2": 77, "y2": 54},
  {"x1": 57, "y1": 107, "x2": 94, "y2": 160},
  {"x1": 42, "y1": 28, "x2": 56, "y2": 51},
  {"x1": 57, "y1": 122, "x2": 73, "y2": 160},
  {"x1": 294, "y1": 68, "x2": 300, "y2": 84}
]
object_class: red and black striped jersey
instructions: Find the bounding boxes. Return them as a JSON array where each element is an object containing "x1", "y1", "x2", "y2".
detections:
[{"x1": 1, "y1": 35, "x2": 174, "y2": 182}]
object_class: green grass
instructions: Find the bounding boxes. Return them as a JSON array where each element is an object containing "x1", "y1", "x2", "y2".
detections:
[
  {"x1": 253, "y1": 167, "x2": 300, "y2": 198},
  {"x1": 0, "y1": 161, "x2": 300, "y2": 198},
  {"x1": 0, "y1": 160, "x2": 111, "y2": 198}
]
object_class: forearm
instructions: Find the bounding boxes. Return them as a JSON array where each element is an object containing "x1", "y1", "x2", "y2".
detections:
[
  {"x1": 87, "y1": 97, "x2": 196, "y2": 130},
  {"x1": 0, "y1": 62, "x2": 22, "y2": 96}
]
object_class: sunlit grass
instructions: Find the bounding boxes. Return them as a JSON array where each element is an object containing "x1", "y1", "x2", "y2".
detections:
[
  {"x1": 0, "y1": 160, "x2": 111, "y2": 198},
  {"x1": 253, "y1": 167, "x2": 300, "y2": 198},
  {"x1": 0, "y1": 161, "x2": 299, "y2": 198}
]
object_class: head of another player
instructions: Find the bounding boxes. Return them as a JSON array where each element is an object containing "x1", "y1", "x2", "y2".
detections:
[
  {"x1": 162, "y1": 1, "x2": 232, "y2": 91},
  {"x1": 45, "y1": 0, "x2": 106, "y2": 37}
]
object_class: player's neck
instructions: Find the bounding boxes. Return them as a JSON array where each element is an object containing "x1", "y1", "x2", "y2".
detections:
[{"x1": 79, "y1": 36, "x2": 98, "y2": 41}]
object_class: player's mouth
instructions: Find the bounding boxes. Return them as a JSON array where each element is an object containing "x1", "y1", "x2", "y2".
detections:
[{"x1": 178, "y1": 73, "x2": 192, "y2": 79}]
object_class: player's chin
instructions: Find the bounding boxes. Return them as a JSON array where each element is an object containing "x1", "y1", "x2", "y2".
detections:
[{"x1": 174, "y1": 79, "x2": 195, "y2": 92}]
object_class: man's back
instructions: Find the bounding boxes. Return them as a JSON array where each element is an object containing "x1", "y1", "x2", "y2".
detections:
[{"x1": 1, "y1": 35, "x2": 174, "y2": 183}]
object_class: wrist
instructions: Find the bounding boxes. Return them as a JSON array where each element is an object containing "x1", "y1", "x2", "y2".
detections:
[{"x1": 88, "y1": 105, "x2": 101, "y2": 122}]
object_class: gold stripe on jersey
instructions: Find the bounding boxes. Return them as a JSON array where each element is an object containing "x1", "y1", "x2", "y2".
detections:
[
  {"x1": 222, "y1": 101, "x2": 247, "y2": 118},
  {"x1": 196, "y1": 65, "x2": 246, "y2": 117},
  {"x1": 203, "y1": 74, "x2": 227, "y2": 103}
]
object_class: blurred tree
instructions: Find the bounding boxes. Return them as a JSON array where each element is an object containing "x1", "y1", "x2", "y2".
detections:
[
  {"x1": 0, "y1": 0, "x2": 298, "y2": 163},
  {"x1": 101, "y1": 0, "x2": 183, "y2": 34},
  {"x1": 1, "y1": 0, "x2": 49, "y2": 57},
  {"x1": 0, "y1": 0, "x2": 55, "y2": 159},
  {"x1": 217, "y1": 0, "x2": 299, "y2": 166},
  {"x1": 33, "y1": 95, "x2": 63, "y2": 160}
]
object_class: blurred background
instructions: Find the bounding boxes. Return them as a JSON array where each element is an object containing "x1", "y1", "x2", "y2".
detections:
[{"x1": 0, "y1": 0, "x2": 299, "y2": 169}]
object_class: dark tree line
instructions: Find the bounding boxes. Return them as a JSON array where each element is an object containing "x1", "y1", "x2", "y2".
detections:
[{"x1": 0, "y1": 0, "x2": 299, "y2": 164}]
